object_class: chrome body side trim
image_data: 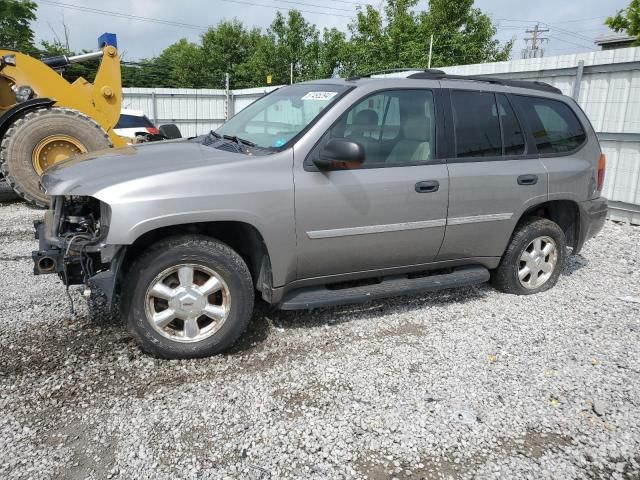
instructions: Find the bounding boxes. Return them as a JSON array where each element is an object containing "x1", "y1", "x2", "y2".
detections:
[{"x1": 307, "y1": 219, "x2": 447, "y2": 239}]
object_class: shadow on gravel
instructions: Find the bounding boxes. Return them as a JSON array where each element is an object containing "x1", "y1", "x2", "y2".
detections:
[
  {"x1": 0, "y1": 183, "x2": 21, "y2": 204},
  {"x1": 229, "y1": 284, "x2": 490, "y2": 354},
  {"x1": 563, "y1": 253, "x2": 589, "y2": 276}
]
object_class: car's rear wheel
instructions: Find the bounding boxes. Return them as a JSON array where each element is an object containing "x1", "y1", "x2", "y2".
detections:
[
  {"x1": 492, "y1": 217, "x2": 566, "y2": 295},
  {"x1": 121, "y1": 236, "x2": 254, "y2": 358}
]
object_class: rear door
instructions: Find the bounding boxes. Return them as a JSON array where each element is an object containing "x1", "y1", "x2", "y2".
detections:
[{"x1": 437, "y1": 86, "x2": 548, "y2": 261}]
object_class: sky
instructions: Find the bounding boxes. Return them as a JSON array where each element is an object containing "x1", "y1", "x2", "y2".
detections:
[{"x1": 30, "y1": 0, "x2": 630, "y2": 62}]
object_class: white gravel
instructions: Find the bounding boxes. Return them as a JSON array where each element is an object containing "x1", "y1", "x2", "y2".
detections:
[{"x1": 0, "y1": 197, "x2": 639, "y2": 479}]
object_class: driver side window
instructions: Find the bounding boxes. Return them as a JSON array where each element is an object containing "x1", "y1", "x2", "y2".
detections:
[{"x1": 328, "y1": 89, "x2": 436, "y2": 167}]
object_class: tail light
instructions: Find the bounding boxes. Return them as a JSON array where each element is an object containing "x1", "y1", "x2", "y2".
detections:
[
  {"x1": 597, "y1": 153, "x2": 606, "y2": 192},
  {"x1": 146, "y1": 127, "x2": 160, "y2": 135}
]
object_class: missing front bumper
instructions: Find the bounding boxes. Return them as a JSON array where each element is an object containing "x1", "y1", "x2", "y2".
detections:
[{"x1": 32, "y1": 220, "x2": 64, "y2": 275}]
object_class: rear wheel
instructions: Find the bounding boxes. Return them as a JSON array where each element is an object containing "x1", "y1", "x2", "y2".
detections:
[
  {"x1": 121, "y1": 236, "x2": 255, "y2": 359},
  {"x1": 492, "y1": 217, "x2": 566, "y2": 295},
  {"x1": 0, "y1": 108, "x2": 111, "y2": 207}
]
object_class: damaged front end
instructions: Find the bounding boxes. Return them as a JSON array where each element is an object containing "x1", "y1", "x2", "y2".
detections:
[{"x1": 33, "y1": 195, "x2": 123, "y2": 307}]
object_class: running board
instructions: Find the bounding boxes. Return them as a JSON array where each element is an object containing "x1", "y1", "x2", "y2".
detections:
[{"x1": 279, "y1": 265, "x2": 490, "y2": 310}]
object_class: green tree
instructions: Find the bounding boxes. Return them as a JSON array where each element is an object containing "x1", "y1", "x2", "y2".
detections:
[
  {"x1": 155, "y1": 38, "x2": 206, "y2": 88},
  {"x1": 199, "y1": 20, "x2": 263, "y2": 88},
  {"x1": 318, "y1": 27, "x2": 348, "y2": 78},
  {"x1": 418, "y1": 0, "x2": 512, "y2": 67},
  {"x1": 261, "y1": 11, "x2": 322, "y2": 84},
  {"x1": 345, "y1": 5, "x2": 386, "y2": 74},
  {"x1": 606, "y1": 0, "x2": 640, "y2": 42},
  {"x1": 0, "y1": 0, "x2": 37, "y2": 53},
  {"x1": 346, "y1": 0, "x2": 512, "y2": 75}
]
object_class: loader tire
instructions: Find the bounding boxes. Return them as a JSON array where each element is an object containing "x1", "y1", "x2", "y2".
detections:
[{"x1": 0, "y1": 108, "x2": 112, "y2": 208}]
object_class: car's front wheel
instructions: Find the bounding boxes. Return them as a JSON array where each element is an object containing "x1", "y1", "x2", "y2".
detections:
[
  {"x1": 121, "y1": 236, "x2": 254, "y2": 359},
  {"x1": 492, "y1": 217, "x2": 566, "y2": 295}
]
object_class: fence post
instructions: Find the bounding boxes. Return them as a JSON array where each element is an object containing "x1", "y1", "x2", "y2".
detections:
[
  {"x1": 572, "y1": 60, "x2": 585, "y2": 101},
  {"x1": 151, "y1": 90, "x2": 158, "y2": 124},
  {"x1": 224, "y1": 73, "x2": 230, "y2": 121}
]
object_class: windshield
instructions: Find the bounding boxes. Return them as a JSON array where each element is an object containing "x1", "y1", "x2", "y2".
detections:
[{"x1": 215, "y1": 84, "x2": 350, "y2": 150}]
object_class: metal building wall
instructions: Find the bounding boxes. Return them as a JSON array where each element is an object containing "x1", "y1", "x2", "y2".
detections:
[{"x1": 122, "y1": 86, "x2": 279, "y2": 138}]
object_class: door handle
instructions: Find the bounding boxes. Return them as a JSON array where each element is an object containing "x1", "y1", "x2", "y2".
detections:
[
  {"x1": 517, "y1": 174, "x2": 538, "y2": 185},
  {"x1": 415, "y1": 180, "x2": 439, "y2": 193}
]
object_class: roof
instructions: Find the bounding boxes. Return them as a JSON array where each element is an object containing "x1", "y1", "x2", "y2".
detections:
[
  {"x1": 302, "y1": 71, "x2": 562, "y2": 95},
  {"x1": 594, "y1": 33, "x2": 636, "y2": 46},
  {"x1": 120, "y1": 108, "x2": 147, "y2": 117}
]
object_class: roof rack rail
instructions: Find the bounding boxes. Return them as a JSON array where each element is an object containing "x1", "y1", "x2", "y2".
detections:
[
  {"x1": 406, "y1": 71, "x2": 562, "y2": 94},
  {"x1": 361, "y1": 67, "x2": 445, "y2": 77}
]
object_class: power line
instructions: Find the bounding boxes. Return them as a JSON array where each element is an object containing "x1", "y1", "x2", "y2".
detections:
[
  {"x1": 552, "y1": 15, "x2": 609, "y2": 24},
  {"x1": 271, "y1": 0, "x2": 354, "y2": 13},
  {"x1": 219, "y1": 0, "x2": 354, "y2": 18},
  {"x1": 542, "y1": 22, "x2": 597, "y2": 43},
  {"x1": 497, "y1": 17, "x2": 599, "y2": 45},
  {"x1": 37, "y1": 1, "x2": 209, "y2": 30},
  {"x1": 546, "y1": 35, "x2": 596, "y2": 51},
  {"x1": 284, "y1": 0, "x2": 372, "y2": 6}
]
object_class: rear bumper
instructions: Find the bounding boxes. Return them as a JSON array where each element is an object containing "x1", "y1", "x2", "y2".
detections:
[{"x1": 575, "y1": 196, "x2": 608, "y2": 253}]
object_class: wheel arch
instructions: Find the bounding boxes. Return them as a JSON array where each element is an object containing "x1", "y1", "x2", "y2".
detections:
[
  {"x1": 0, "y1": 98, "x2": 55, "y2": 140},
  {"x1": 119, "y1": 220, "x2": 273, "y2": 298},
  {"x1": 516, "y1": 199, "x2": 580, "y2": 251}
]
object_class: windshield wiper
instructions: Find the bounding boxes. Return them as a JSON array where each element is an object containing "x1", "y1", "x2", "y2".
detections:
[{"x1": 223, "y1": 134, "x2": 256, "y2": 148}]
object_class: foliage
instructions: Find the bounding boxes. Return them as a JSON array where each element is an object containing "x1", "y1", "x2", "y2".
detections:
[
  {"x1": 16, "y1": 0, "x2": 513, "y2": 88},
  {"x1": 606, "y1": 0, "x2": 640, "y2": 43},
  {"x1": 0, "y1": 0, "x2": 37, "y2": 53}
]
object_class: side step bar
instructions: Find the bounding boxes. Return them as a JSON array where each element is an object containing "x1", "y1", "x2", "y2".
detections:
[{"x1": 279, "y1": 265, "x2": 490, "y2": 310}]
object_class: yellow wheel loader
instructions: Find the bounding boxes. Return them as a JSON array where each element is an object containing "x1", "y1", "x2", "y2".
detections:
[{"x1": 0, "y1": 33, "x2": 127, "y2": 207}]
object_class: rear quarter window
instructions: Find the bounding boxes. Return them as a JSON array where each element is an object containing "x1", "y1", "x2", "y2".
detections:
[{"x1": 515, "y1": 96, "x2": 586, "y2": 154}]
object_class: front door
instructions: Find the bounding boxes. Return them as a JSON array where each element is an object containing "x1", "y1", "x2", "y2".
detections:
[{"x1": 293, "y1": 88, "x2": 449, "y2": 280}]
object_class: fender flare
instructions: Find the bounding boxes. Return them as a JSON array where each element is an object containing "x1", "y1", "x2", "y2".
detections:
[{"x1": 0, "y1": 97, "x2": 56, "y2": 138}]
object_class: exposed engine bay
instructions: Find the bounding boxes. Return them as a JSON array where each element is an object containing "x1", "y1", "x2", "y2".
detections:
[{"x1": 33, "y1": 195, "x2": 111, "y2": 286}]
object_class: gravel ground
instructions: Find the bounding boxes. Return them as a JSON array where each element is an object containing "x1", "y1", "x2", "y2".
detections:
[{"x1": 0, "y1": 197, "x2": 639, "y2": 480}]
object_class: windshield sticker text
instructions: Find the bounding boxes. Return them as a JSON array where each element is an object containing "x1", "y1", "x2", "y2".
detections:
[{"x1": 301, "y1": 91, "x2": 338, "y2": 101}]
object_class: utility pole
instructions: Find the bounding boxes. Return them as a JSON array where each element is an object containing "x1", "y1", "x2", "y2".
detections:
[
  {"x1": 428, "y1": 34, "x2": 434, "y2": 69},
  {"x1": 224, "y1": 72, "x2": 230, "y2": 121},
  {"x1": 522, "y1": 23, "x2": 549, "y2": 59},
  {"x1": 290, "y1": 63, "x2": 293, "y2": 85}
]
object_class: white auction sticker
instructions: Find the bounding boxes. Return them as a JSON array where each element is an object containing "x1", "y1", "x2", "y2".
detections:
[{"x1": 301, "y1": 91, "x2": 338, "y2": 101}]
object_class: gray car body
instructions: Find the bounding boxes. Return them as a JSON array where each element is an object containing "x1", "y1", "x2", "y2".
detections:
[{"x1": 41, "y1": 77, "x2": 607, "y2": 303}]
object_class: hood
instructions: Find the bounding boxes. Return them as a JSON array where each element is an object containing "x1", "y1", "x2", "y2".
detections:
[{"x1": 42, "y1": 140, "x2": 245, "y2": 198}]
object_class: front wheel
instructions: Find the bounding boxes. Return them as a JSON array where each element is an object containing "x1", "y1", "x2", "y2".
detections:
[
  {"x1": 121, "y1": 236, "x2": 255, "y2": 359},
  {"x1": 492, "y1": 217, "x2": 566, "y2": 295}
]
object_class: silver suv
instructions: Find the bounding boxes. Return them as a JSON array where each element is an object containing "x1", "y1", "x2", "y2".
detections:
[{"x1": 32, "y1": 72, "x2": 608, "y2": 358}]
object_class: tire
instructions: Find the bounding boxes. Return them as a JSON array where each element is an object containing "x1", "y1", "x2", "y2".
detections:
[
  {"x1": 0, "y1": 108, "x2": 111, "y2": 208},
  {"x1": 121, "y1": 236, "x2": 255, "y2": 359},
  {"x1": 491, "y1": 217, "x2": 566, "y2": 295}
]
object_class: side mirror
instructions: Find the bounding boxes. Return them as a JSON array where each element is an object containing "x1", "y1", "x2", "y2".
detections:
[
  {"x1": 314, "y1": 138, "x2": 365, "y2": 170},
  {"x1": 159, "y1": 124, "x2": 182, "y2": 139}
]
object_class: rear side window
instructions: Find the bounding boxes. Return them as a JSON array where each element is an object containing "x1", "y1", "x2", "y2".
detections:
[
  {"x1": 452, "y1": 91, "x2": 501, "y2": 157},
  {"x1": 515, "y1": 96, "x2": 586, "y2": 154},
  {"x1": 116, "y1": 114, "x2": 155, "y2": 129},
  {"x1": 451, "y1": 91, "x2": 526, "y2": 158}
]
